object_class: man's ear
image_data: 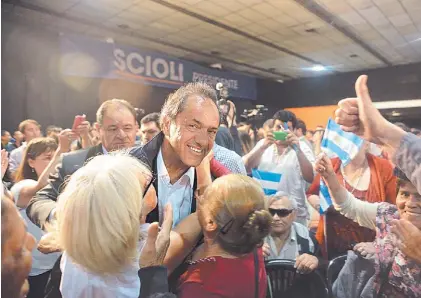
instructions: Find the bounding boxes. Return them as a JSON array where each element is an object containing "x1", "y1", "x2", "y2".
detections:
[{"x1": 162, "y1": 116, "x2": 171, "y2": 136}]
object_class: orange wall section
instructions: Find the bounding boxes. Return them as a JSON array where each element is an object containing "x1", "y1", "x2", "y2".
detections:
[{"x1": 285, "y1": 105, "x2": 337, "y2": 131}]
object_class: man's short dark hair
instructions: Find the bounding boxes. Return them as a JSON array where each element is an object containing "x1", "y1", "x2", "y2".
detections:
[
  {"x1": 296, "y1": 119, "x2": 307, "y2": 135},
  {"x1": 272, "y1": 110, "x2": 297, "y2": 129},
  {"x1": 140, "y1": 113, "x2": 161, "y2": 130},
  {"x1": 160, "y1": 82, "x2": 218, "y2": 128},
  {"x1": 1, "y1": 130, "x2": 8, "y2": 137}
]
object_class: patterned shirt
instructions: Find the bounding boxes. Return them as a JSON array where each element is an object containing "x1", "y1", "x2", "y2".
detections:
[
  {"x1": 374, "y1": 203, "x2": 421, "y2": 297},
  {"x1": 213, "y1": 144, "x2": 247, "y2": 175}
]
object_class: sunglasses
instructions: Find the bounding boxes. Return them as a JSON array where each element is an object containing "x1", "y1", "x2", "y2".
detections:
[{"x1": 269, "y1": 208, "x2": 294, "y2": 218}]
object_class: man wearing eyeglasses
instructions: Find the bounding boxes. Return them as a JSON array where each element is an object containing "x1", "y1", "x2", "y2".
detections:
[
  {"x1": 27, "y1": 99, "x2": 138, "y2": 230},
  {"x1": 263, "y1": 192, "x2": 320, "y2": 274}
]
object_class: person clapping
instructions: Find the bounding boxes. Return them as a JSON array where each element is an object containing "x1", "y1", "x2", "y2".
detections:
[{"x1": 315, "y1": 154, "x2": 421, "y2": 297}]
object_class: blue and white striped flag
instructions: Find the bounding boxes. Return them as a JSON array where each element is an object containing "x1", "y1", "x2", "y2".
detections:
[
  {"x1": 319, "y1": 179, "x2": 332, "y2": 214},
  {"x1": 251, "y1": 169, "x2": 282, "y2": 195},
  {"x1": 318, "y1": 118, "x2": 363, "y2": 213},
  {"x1": 321, "y1": 118, "x2": 364, "y2": 167}
]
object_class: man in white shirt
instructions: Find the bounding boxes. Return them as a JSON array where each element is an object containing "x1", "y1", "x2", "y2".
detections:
[
  {"x1": 243, "y1": 110, "x2": 314, "y2": 226},
  {"x1": 9, "y1": 119, "x2": 42, "y2": 174},
  {"x1": 131, "y1": 82, "x2": 220, "y2": 227}
]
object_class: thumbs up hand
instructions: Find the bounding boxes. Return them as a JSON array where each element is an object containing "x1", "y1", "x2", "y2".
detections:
[{"x1": 335, "y1": 75, "x2": 400, "y2": 146}]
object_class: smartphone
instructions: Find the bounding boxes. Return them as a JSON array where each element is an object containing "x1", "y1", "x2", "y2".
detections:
[
  {"x1": 72, "y1": 115, "x2": 86, "y2": 131},
  {"x1": 273, "y1": 131, "x2": 288, "y2": 141}
]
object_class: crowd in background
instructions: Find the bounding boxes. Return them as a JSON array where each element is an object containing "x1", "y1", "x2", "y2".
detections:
[{"x1": 1, "y1": 75, "x2": 421, "y2": 298}]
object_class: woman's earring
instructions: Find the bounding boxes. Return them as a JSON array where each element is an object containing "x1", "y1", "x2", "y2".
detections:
[{"x1": 31, "y1": 168, "x2": 35, "y2": 173}]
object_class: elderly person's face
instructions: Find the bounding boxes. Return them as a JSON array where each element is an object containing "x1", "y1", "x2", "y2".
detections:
[
  {"x1": 396, "y1": 181, "x2": 421, "y2": 229},
  {"x1": 1, "y1": 199, "x2": 36, "y2": 298},
  {"x1": 165, "y1": 96, "x2": 219, "y2": 167},
  {"x1": 269, "y1": 196, "x2": 296, "y2": 234},
  {"x1": 98, "y1": 107, "x2": 137, "y2": 152}
]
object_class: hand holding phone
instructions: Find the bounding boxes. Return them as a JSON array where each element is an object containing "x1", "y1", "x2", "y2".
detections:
[
  {"x1": 72, "y1": 115, "x2": 86, "y2": 131},
  {"x1": 273, "y1": 131, "x2": 288, "y2": 141}
]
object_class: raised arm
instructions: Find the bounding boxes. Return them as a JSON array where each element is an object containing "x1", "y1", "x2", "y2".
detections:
[
  {"x1": 243, "y1": 134, "x2": 274, "y2": 173},
  {"x1": 315, "y1": 154, "x2": 378, "y2": 230},
  {"x1": 287, "y1": 131, "x2": 314, "y2": 183},
  {"x1": 334, "y1": 75, "x2": 421, "y2": 192},
  {"x1": 163, "y1": 213, "x2": 202, "y2": 275},
  {"x1": 16, "y1": 130, "x2": 75, "y2": 209}
]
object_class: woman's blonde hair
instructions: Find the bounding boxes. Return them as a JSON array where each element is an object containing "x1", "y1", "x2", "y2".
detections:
[
  {"x1": 203, "y1": 174, "x2": 272, "y2": 255},
  {"x1": 56, "y1": 153, "x2": 150, "y2": 275}
]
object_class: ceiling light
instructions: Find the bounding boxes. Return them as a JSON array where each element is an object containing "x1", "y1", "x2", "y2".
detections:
[
  {"x1": 210, "y1": 63, "x2": 222, "y2": 69},
  {"x1": 391, "y1": 111, "x2": 401, "y2": 117},
  {"x1": 105, "y1": 37, "x2": 114, "y2": 43},
  {"x1": 311, "y1": 65, "x2": 327, "y2": 72},
  {"x1": 276, "y1": 79, "x2": 284, "y2": 83}
]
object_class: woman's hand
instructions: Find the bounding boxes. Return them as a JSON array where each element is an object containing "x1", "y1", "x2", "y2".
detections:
[
  {"x1": 140, "y1": 185, "x2": 157, "y2": 224},
  {"x1": 315, "y1": 154, "x2": 334, "y2": 179},
  {"x1": 57, "y1": 129, "x2": 78, "y2": 153},
  {"x1": 353, "y1": 242, "x2": 375, "y2": 259},
  {"x1": 391, "y1": 219, "x2": 421, "y2": 263},
  {"x1": 139, "y1": 204, "x2": 173, "y2": 268},
  {"x1": 38, "y1": 232, "x2": 61, "y2": 254}
]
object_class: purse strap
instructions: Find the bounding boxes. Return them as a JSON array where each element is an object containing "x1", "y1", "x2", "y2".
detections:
[{"x1": 254, "y1": 249, "x2": 259, "y2": 298}]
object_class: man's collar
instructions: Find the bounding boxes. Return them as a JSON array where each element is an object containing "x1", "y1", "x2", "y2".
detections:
[{"x1": 157, "y1": 148, "x2": 195, "y2": 184}]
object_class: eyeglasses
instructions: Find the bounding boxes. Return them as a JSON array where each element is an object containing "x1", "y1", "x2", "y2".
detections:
[{"x1": 269, "y1": 208, "x2": 294, "y2": 218}]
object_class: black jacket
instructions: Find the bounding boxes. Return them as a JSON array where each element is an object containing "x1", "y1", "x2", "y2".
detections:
[
  {"x1": 129, "y1": 132, "x2": 198, "y2": 224},
  {"x1": 27, "y1": 144, "x2": 104, "y2": 229}
]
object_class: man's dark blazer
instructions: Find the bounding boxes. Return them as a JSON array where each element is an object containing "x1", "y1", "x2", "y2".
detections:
[{"x1": 129, "y1": 132, "x2": 198, "y2": 224}]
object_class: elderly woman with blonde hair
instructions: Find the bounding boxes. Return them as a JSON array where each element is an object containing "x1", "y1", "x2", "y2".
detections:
[{"x1": 51, "y1": 153, "x2": 170, "y2": 298}]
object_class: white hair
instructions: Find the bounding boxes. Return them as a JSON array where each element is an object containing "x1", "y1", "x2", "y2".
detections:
[
  {"x1": 56, "y1": 153, "x2": 151, "y2": 275},
  {"x1": 269, "y1": 191, "x2": 298, "y2": 210}
]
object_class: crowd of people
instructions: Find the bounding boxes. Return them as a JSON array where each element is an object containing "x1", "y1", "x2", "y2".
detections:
[{"x1": 1, "y1": 75, "x2": 421, "y2": 298}]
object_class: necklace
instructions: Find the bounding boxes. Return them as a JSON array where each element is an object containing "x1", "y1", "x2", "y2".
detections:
[
  {"x1": 341, "y1": 161, "x2": 368, "y2": 195},
  {"x1": 272, "y1": 145, "x2": 289, "y2": 163}
]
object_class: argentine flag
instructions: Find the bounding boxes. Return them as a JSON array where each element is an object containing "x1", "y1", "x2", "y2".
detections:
[
  {"x1": 321, "y1": 118, "x2": 364, "y2": 167},
  {"x1": 318, "y1": 118, "x2": 363, "y2": 213},
  {"x1": 251, "y1": 169, "x2": 282, "y2": 195},
  {"x1": 319, "y1": 179, "x2": 333, "y2": 214}
]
